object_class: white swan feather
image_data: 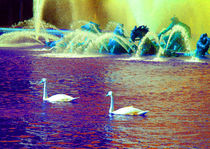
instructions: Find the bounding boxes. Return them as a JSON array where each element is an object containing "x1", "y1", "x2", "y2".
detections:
[
  {"x1": 39, "y1": 78, "x2": 78, "y2": 103},
  {"x1": 106, "y1": 91, "x2": 148, "y2": 115}
]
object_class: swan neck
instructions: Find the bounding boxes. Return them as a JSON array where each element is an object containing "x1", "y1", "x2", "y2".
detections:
[
  {"x1": 43, "y1": 81, "x2": 48, "y2": 100},
  {"x1": 109, "y1": 95, "x2": 114, "y2": 113}
]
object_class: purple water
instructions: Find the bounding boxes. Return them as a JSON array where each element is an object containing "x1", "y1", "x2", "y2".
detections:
[{"x1": 0, "y1": 47, "x2": 209, "y2": 148}]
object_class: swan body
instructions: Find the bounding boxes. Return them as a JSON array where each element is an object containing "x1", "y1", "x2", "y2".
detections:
[
  {"x1": 106, "y1": 91, "x2": 148, "y2": 115},
  {"x1": 44, "y1": 94, "x2": 78, "y2": 103},
  {"x1": 39, "y1": 78, "x2": 78, "y2": 103}
]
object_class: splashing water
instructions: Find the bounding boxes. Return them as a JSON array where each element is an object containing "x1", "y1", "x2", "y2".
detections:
[
  {"x1": 0, "y1": 0, "x2": 202, "y2": 61},
  {"x1": 12, "y1": 18, "x2": 60, "y2": 30},
  {"x1": 54, "y1": 29, "x2": 99, "y2": 54},
  {"x1": 0, "y1": 0, "x2": 64, "y2": 48},
  {"x1": 134, "y1": 31, "x2": 161, "y2": 57},
  {"x1": 104, "y1": 21, "x2": 120, "y2": 31},
  {"x1": 134, "y1": 24, "x2": 192, "y2": 60},
  {"x1": 155, "y1": 24, "x2": 191, "y2": 58},
  {"x1": 70, "y1": 20, "x2": 90, "y2": 30},
  {"x1": 185, "y1": 57, "x2": 202, "y2": 62},
  {"x1": 33, "y1": 0, "x2": 46, "y2": 39},
  {"x1": 0, "y1": 0, "x2": 207, "y2": 63},
  {"x1": 130, "y1": 24, "x2": 193, "y2": 62},
  {"x1": 164, "y1": 24, "x2": 191, "y2": 53},
  {"x1": 0, "y1": 31, "x2": 59, "y2": 47},
  {"x1": 103, "y1": 21, "x2": 130, "y2": 37},
  {"x1": 131, "y1": 31, "x2": 166, "y2": 62},
  {"x1": 53, "y1": 28, "x2": 135, "y2": 55}
]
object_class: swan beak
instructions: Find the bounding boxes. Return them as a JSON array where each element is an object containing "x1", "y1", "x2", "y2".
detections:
[{"x1": 39, "y1": 80, "x2": 43, "y2": 84}]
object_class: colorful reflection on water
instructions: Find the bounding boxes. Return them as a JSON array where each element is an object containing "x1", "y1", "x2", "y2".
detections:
[{"x1": 0, "y1": 47, "x2": 209, "y2": 148}]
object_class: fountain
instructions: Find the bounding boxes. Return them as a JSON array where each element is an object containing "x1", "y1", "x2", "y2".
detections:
[
  {"x1": 0, "y1": 30, "x2": 59, "y2": 47},
  {"x1": 0, "y1": 0, "x2": 208, "y2": 62},
  {"x1": 159, "y1": 24, "x2": 191, "y2": 57},
  {"x1": 0, "y1": 0, "x2": 70, "y2": 48},
  {"x1": 51, "y1": 24, "x2": 135, "y2": 56},
  {"x1": 135, "y1": 31, "x2": 160, "y2": 57},
  {"x1": 33, "y1": 0, "x2": 46, "y2": 39},
  {"x1": 0, "y1": 1, "x2": 210, "y2": 148},
  {"x1": 128, "y1": 23, "x2": 194, "y2": 62}
]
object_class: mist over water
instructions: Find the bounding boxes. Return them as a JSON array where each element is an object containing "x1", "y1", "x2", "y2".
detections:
[
  {"x1": 42, "y1": 0, "x2": 209, "y2": 47},
  {"x1": 0, "y1": 0, "x2": 208, "y2": 54}
]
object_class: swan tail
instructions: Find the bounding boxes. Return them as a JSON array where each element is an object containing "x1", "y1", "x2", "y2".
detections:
[
  {"x1": 138, "y1": 110, "x2": 149, "y2": 115},
  {"x1": 70, "y1": 97, "x2": 79, "y2": 101}
]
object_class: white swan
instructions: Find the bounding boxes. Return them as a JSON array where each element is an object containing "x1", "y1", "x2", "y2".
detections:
[
  {"x1": 106, "y1": 91, "x2": 148, "y2": 115},
  {"x1": 39, "y1": 78, "x2": 78, "y2": 103}
]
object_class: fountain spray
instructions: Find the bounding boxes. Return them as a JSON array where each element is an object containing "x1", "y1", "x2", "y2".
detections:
[{"x1": 33, "y1": 0, "x2": 46, "y2": 39}]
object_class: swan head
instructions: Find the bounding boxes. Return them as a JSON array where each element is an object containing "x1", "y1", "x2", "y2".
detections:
[
  {"x1": 106, "y1": 91, "x2": 113, "y2": 96},
  {"x1": 39, "y1": 78, "x2": 47, "y2": 84}
]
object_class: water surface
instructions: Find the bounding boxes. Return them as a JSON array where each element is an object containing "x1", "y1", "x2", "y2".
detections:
[{"x1": 0, "y1": 47, "x2": 209, "y2": 148}]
